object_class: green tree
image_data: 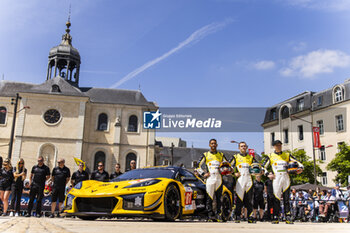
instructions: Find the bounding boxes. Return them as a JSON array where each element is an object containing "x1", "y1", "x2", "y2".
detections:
[
  {"x1": 327, "y1": 143, "x2": 350, "y2": 186},
  {"x1": 289, "y1": 149, "x2": 323, "y2": 186}
]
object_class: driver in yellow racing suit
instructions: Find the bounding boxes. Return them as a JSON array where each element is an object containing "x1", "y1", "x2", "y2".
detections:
[
  {"x1": 263, "y1": 140, "x2": 303, "y2": 224},
  {"x1": 230, "y1": 141, "x2": 257, "y2": 223},
  {"x1": 197, "y1": 139, "x2": 229, "y2": 221}
]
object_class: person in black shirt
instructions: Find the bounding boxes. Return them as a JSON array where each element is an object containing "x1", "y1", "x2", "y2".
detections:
[
  {"x1": 110, "y1": 163, "x2": 123, "y2": 180},
  {"x1": 0, "y1": 159, "x2": 14, "y2": 216},
  {"x1": 9, "y1": 159, "x2": 27, "y2": 217},
  {"x1": 253, "y1": 174, "x2": 265, "y2": 221},
  {"x1": 91, "y1": 162, "x2": 109, "y2": 182},
  {"x1": 126, "y1": 160, "x2": 136, "y2": 172},
  {"x1": 26, "y1": 156, "x2": 50, "y2": 217},
  {"x1": 265, "y1": 172, "x2": 277, "y2": 222},
  {"x1": 50, "y1": 158, "x2": 70, "y2": 218},
  {"x1": 71, "y1": 162, "x2": 89, "y2": 186}
]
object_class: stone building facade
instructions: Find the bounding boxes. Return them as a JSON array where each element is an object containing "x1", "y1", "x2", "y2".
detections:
[{"x1": 0, "y1": 21, "x2": 157, "y2": 173}]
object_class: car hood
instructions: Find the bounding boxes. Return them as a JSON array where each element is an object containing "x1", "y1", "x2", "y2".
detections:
[{"x1": 69, "y1": 178, "x2": 162, "y2": 197}]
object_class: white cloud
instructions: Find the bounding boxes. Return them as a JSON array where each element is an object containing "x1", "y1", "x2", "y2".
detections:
[
  {"x1": 280, "y1": 49, "x2": 350, "y2": 78},
  {"x1": 289, "y1": 41, "x2": 307, "y2": 52},
  {"x1": 253, "y1": 60, "x2": 276, "y2": 70},
  {"x1": 284, "y1": 0, "x2": 350, "y2": 11},
  {"x1": 110, "y1": 18, "x2": 234, "y2": 88}
]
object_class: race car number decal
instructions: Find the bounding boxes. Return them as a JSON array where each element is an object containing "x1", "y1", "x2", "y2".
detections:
[{"x1": 184, "y1": 187, "x2": 193, "y2": 209}]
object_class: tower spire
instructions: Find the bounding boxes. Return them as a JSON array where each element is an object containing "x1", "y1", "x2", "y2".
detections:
[{"x1": 61, "y1": 4, "x2": 72, "y2": 45}]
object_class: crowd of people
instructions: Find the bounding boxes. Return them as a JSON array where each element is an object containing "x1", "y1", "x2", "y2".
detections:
[
  {"x1": 196, "y1": 139, "x2": 350, "y2": 223},
  {"x1": 0, "y1": 155, "x2": 136, "y2": 218}
]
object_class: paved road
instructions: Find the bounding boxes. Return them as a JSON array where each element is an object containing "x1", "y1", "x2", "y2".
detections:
[{"x1": 0, "y1": 217, "x2": 349, "y2": 233}]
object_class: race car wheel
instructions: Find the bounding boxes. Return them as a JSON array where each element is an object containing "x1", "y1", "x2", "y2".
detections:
[
  {"x1": 163, "y1": 184, "x2": 181, "y2": 221},
  {"x1": 78, "y1": 216, "x2": 98, "y2": 221},
  {"x1": 221, "y1": 192, "x2": 232, "y2": 222}
]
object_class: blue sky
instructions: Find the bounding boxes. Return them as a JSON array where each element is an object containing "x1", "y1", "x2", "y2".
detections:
[{"x1": 1, "y1": 0, "x2": 350, "y2": 153}]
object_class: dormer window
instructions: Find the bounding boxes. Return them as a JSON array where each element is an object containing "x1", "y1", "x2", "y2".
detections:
[
  {"x1": 334, "y1": 86, "x2": 344, "y2": 103},
  {"x1": 297, "y1": 98, "x2": 304, "y2": 111},
  {"x1": 281, "y1": 106, "x2": 290, "y2": 119},
  {"x1": 270, "y1": 108, "x2": 277, "y2": 120},
  {"x1": 51, "y1": 84, "x2": 61, "y2": 93}
]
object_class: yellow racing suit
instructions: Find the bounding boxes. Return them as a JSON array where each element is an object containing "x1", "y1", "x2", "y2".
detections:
[
  {"x1": 197, "y1": 151, "x2": 228, "y2": 217},
  {"x1": 230, "y1": 153, "x2": 257, "y2": 220},
  {"x1": 263, "y1": 151, "x2": 303, "y2": 219}
]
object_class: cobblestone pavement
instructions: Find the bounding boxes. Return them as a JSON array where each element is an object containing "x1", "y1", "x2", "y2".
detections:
[{"x1": 0, "y1": 217, "x2": 349, "y2": 233}]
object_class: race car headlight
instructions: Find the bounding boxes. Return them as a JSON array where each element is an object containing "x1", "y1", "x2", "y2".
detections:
[
  {"x1": 65, "y1": 194, "x2": 75, "y2": 209},
  {"x1": 74, "y1": 182, "x2": 82, "y2": 190},
  {"x1": 124, "y1": 179, "x2": 161, "y2": 188}
]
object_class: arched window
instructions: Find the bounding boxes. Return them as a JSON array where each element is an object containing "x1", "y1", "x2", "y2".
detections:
[
  {"x1": 334, "y1": 87, "x2": 343, "y2": 102},
  {"x1": 40, "y1": 144, "x2": 56, "y2": 170},
  {"x1": 0, "y1": 106, "x2": 6, "y2": 124},
  {"x1": 125, "y1": 152, "x2": 137, "y2": 171},
  {"x1": 128, "y1": 115, "x2": 138, "y2": 132},
  {"x1": 97, "y1": 113, "x2": 108, "y2": 131},
  {"x1": 281, "y1": 106, "x2": 289, "y2": 119},
  {"x1": 94, "y1": 151, "x2": 106, "y2": 171}
]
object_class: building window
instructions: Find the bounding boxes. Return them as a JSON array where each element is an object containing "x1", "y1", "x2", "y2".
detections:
[
  {"x1": 125, "y1": 152, "x2": 137, "y2": 171},
  {"x1": 271, "y1": 132, "x2": 275, "y2": 146},
  {"x1": 316, "y1": 120, "x2": 324, "y2": 135},
  {"x1": 97, "y1": 113, "x2": 108, "y2": 131},
  {"x1": 0, "y1": 106, "x2": 6, "y2": 124},
  {"x1": 321, "y1": 172, "x2": 328, "y2": 186},
  {"x1": 94, "y1": 151, "x2": 106, "y2": 171},
  {"x1": 335, "y1": 115, "x2": 344, "y2": 132},
  {"x1": 297, "y1": 98, "x2": 304, "y2": 111},
  {"x1": 334, "y1": 87, "x2": 343, "y2": 103},
  {"x1": 317, "y1": 96, "x2": 323, "y2": 106},
  {"x1": 127, "y1": 115, "x2": 138, "y2": 132},
  {"x1": 319, "y1": 146, "x2": 326, "y2": 161},
  {"x1": 284, "y1": 129, "x2": 289, "y2": 144},
  {"x1": 337, "y1": 141, "x2": 344, "y2": 153},
  {"x1": 270, "y1": 108, "x2": 277, "y2": 120},
  {"x1": 298, "y1": 125, "x2": 304, "y2": 141},
  {"x1": 51, "y1": 84, "x2": 61, "y2": 93},
  {"x1": 281, "y1": 106, "x2": 289, "y2": 119}
]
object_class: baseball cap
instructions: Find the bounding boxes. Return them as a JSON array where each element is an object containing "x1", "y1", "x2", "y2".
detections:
[{"x1": 272, "y1": 140, "x2": 282, "y2": 146}]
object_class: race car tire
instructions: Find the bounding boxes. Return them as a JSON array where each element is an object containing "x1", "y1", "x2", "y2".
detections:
[
  {"x1": 221, "y1": 192, "x2": 232, "y2": 222},
  {"x1": 78, "y1": 216, "x2": 98, "y2": 221},
  {"x1": 163, "y1": 183, "x2": 181, "y2": 221}
]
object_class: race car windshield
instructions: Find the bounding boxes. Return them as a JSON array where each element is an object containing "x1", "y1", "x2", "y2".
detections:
[{"x1": 112, "y1": 168, "x2": 176, "y2": 181}]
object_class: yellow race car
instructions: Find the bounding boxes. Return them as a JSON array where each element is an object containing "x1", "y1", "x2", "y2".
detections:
[{"x1": 64, "y1": 166, "x2": 233, "y2": 221}]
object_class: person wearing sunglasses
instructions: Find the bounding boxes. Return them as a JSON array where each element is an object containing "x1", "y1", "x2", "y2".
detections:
[
  {"x1": 25, "y1": 156, "x2": 50, "y2": 217},
  {"x1": 0, "y1": 159, "x2": 14, "y2": 216},
  {"x1": 91, "y1": 162, "x2": 109, "y2": 182},
  {"x1": 71, "y1": 162, "x2": 89, "y2": 187},
  {"x1": 9, "y1": 159, "x2": 27, "y2": 217},
  {"x1": 126, "y1": 160, "x2": 136, "y2": 172},
  {"x1": 50, "y1": 159, "x2": 70, "y2": 218}
]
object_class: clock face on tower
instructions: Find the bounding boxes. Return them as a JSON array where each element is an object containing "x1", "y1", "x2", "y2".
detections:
[{"x1": 43, "y1": 109, "x2": 61, "y2": 124}]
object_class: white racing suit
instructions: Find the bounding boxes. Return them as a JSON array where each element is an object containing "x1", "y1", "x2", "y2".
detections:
[
  {"x1": 263, "y1": 151, "x2": 303, "y2": 219},
  {"x1": 197, "y1": 151, "x2": 228, "y2": 217},
  {"x1": 230, "y1": 153, "x2": 256, "y2": 219}
]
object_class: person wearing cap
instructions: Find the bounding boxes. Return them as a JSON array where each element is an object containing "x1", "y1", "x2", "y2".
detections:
[
  {"x1": 230, "y1": 141, "x2": 258, "y2": 223},
  {"x1": 262, "y1": 140, "x2": 303, "y2": 224},
  {"x1": 197, "y1": 139, "x2": 229, "y2": 222}
]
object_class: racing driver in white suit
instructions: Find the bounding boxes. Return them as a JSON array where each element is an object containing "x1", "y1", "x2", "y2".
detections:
[
  {"x1": 263, "y1": 140, "x2": 303, "y2": 224},
  {"x1": 230, "y1": 141, "x2": 257, "y2": 223},
  {"x1": 197, "y1": 139, "x2": 229, "y2": 221}
]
